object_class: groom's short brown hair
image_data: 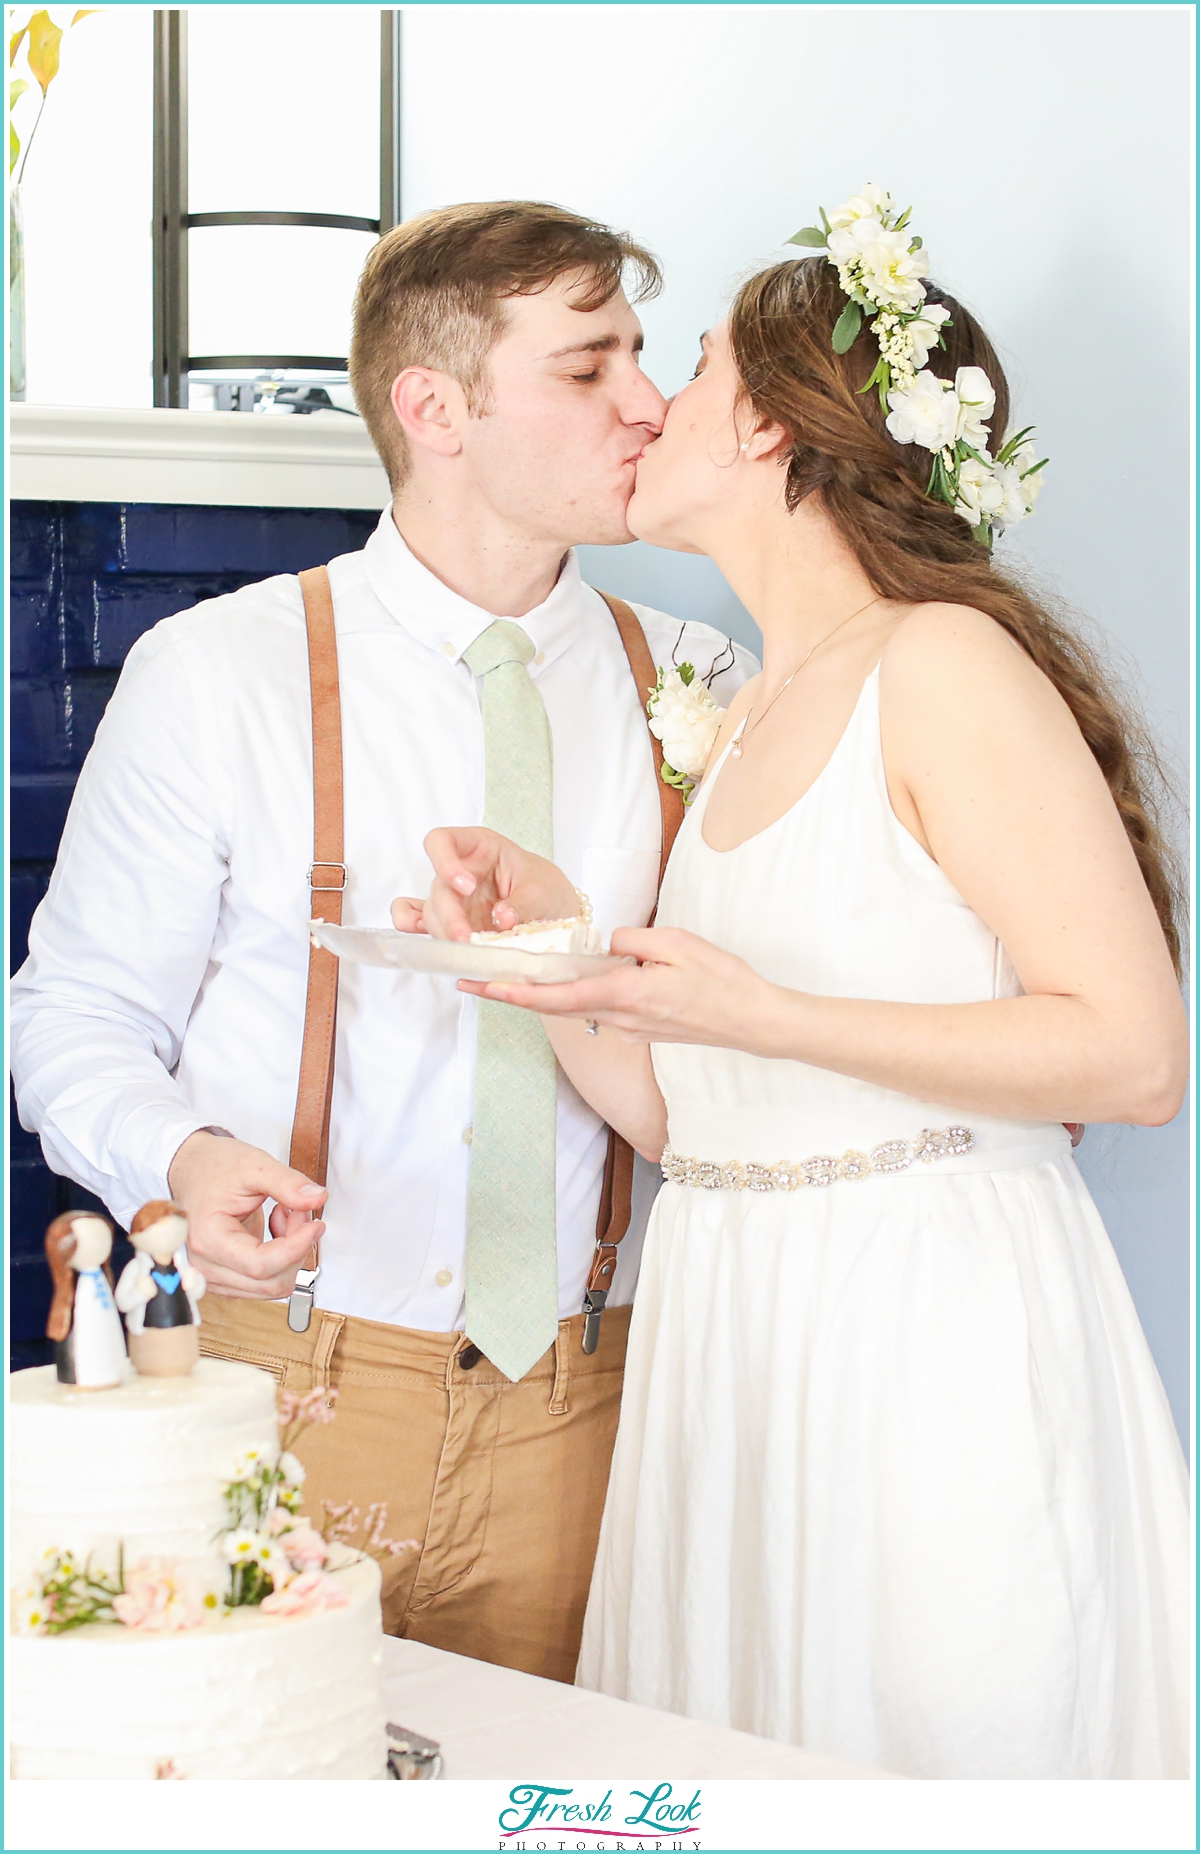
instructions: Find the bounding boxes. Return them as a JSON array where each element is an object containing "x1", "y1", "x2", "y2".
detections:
[{"x1": 349, "y1": 200, "x2": 662, "y2": 490}]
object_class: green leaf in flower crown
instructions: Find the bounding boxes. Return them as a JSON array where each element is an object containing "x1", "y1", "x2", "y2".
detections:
[
  {"x1": 788, "y1": 226, "x2": 828, "y2": 248},
  {"x1": 831, "y1": 301, "x2": 862, "y2": 353},
  {"x1": 909, "y1": 235, "x2": 922, "y2": 251},
  {"x1": 894, "y1": 206, "x2": 912, "y2": 231},
  {"x1": 1020, "y1": 456, "x2": 1048, "y2": 479},
  {"x1": 26, "y1": 10, "x2": 63, "y2": 94},
  {"x1": 856, "y1": 355, "x2": 886, "y2": 397},
  {"x1": 929, "y1": 454, "x2": 956, "y2": 507},
  {"x1": 995, "y1": 425, "x2": 1034, "y2": 465}
]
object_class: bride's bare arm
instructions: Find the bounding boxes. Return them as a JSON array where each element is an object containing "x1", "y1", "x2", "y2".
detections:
[
  {"x1": 526, "y1": 1015, "x2": 667, "y2": 1162},
  {"x1": 469, "y1": 609, "x2": 1187, "y2": 1127}
]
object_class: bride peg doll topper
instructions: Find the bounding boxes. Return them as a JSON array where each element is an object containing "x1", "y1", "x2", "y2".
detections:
[
  {"x1": 115, "y1": 1200, "x2": 206, "y2": 1377},
  {"x1": 44, "y1": 1211, "x2": 128, "y2": 1390}
]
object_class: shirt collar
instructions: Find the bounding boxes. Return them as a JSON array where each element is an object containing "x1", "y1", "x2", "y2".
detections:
[{"x1": 362, "y1": 509, "x2": 590, "y2": 673}]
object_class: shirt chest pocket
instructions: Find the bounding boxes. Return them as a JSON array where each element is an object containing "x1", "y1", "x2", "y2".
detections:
[{"x1": 580, "y1": 847, "x2": 662, "y2": 944}]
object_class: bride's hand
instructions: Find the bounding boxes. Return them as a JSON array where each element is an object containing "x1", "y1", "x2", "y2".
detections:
[
  {"x1": 391, "y1": 826, "x2": 578, "y2": 944},
  {"x1": 458, "y1": 924, "x2": 778, "y2": 1047}
]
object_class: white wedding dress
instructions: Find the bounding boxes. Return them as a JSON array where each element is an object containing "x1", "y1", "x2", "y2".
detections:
[{"x1": 576, "y1": 666, "x2": 1190, "y2": 1779}]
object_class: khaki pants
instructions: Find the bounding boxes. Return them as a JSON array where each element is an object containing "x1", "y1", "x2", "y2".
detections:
[{"x1": 198, "y1": 1297, "x2": 629, "y2": 1684}]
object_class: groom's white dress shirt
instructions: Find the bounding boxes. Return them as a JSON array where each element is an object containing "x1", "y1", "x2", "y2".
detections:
[{"x1": 11, "y1": 513, "x2": 756, "y2": 1330}]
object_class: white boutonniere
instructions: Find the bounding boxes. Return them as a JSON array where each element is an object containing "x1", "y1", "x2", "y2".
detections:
[{"x1": 647, "y1": 664, "x2": 722, "y2": 805}]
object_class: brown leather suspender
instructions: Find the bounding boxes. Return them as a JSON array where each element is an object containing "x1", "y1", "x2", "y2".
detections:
[
  {"x1": 582, "y1": 595, "x2": 685, "y2": 1349},
  {"x1": 286, "y1": 566, "x2": 347, "y2": 1332},
  {"x1": 596, "y1": 592, "x2": 686, "y2": 897},
  {"x1": 286, "y1": 568, "x2": 686, "y2": 1343}
]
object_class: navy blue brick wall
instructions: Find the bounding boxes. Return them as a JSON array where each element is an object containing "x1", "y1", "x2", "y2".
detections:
[{"x1": 9, "y1": 499, "x2": 381, "y2": 1368}]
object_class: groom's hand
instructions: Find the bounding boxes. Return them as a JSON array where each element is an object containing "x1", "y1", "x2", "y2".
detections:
[
  {"x1": 167, "y1": 1131, "x2": 327, "y2": 1299},
  {"x1": 392, "y1": 827, "x2": 577, "y2": 944}
]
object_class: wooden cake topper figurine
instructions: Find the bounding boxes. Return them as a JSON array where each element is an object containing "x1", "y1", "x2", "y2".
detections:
[
  {"x1": 115, "y1": 1200, "x2": 206, "y2": 1377},
  {"x1": 44, "y1": 1212, "x2": 128, "y2": 1390}
]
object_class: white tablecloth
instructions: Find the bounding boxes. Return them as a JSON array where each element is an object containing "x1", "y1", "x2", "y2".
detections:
[{"x1": 381, "y1": 1638, "x2": 897, "y2": 1779}]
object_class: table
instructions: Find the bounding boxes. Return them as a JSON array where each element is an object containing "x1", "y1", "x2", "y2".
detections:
[{"x1": 381, "y1": 1638, "x2": 898, "y2": 1779}]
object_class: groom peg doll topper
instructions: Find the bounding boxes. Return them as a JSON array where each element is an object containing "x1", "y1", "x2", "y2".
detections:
[
  {"x1": 115, "y1": 1201, "x2": 206, "y2": 1378},
  {"x1": 44, "y1": 1211, "x2": 128, "y2": 1390}
]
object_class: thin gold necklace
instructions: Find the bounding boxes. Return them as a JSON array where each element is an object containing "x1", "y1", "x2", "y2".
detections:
[{"x1": 731, "y1": 596, "x2": 882, "y2": 759}]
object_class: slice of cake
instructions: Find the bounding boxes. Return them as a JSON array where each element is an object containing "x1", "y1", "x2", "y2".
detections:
[
  {"x1": 469, "y1": 916, "x2": 603, "y2": 956},
  {"x1": 8, "y1": 1359, "x2": 388, "y2": 1780}
]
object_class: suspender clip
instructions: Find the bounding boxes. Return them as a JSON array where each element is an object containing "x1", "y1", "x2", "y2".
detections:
[
  {"x1": 287, "y1": 1267, "x2": 320, "y2": 1333},
  {"x1": 581, "y1": 1285, "x2": 608, "y2": 1354}
]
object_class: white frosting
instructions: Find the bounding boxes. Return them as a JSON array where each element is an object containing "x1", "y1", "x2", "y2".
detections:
[
  {"x1": 470, "y1": 916, "x2": 602, "y2": 955},
  {"x1": 9, "y1": 1359, "x2": 388, "y2": 1780},
  {"x1": 9, "y1": 1361, "x2": 278, "y2": 1588},
  {"x1": 9, "y1": 1555, "x2": 387, "y2": 1779}
]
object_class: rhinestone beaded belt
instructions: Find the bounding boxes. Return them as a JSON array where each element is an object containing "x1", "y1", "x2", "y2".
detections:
[{"x1": 661, "y1": 1125, "x2": 975, "y2": 1191}]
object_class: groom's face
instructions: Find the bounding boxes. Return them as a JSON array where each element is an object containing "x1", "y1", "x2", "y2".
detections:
[{"x1": 459, "y1": 275, "x2": 667, "y2": 546}]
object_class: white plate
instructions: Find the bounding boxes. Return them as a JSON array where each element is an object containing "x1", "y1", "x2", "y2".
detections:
[{"x1": 308, "y1": 922, "x2": 632, "y2": 985}]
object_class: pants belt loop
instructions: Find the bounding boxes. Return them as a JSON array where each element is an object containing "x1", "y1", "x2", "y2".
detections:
[
  {"x1": 549, "y1": 1322, "x2": 571, "y2": 1417},
  {"x1": 310, "y1": 1310, "x2": 345, "y2": 1403}
]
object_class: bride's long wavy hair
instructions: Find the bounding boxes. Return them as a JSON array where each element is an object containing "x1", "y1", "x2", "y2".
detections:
[{"x1": 729, "y1": 259, "x2": 1184, "y2": 975}]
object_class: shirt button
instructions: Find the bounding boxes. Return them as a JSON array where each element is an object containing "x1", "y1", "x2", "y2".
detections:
[
  {"x1": 534, "y1": 651, "x2": 545, "y2": 666},
  {"x1": 435, "y1": 1268, "x2": 453, "y2": 1288},
  {"x1": 462, "y1": 1126, "x2": 473, "y2": 1145},
  {"x1": 441, "y1": 641, "x2": 455, "y2": 657}
]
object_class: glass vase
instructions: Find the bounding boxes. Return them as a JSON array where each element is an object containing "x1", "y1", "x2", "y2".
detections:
[{"x1": 10, "y1": 183, "x2": 26, "y2": 401}]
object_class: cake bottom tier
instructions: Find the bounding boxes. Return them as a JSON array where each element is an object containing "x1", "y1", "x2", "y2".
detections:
[{"x1": 10, "y1": 1556, "x2": 387, "y2": 1779}]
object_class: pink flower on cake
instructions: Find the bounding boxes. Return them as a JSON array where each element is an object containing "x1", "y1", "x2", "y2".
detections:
[
  {"x1": 259, "y1": 1569, "x2": 349, "y2": 1616},
  {"x1": 280, "y1": 1525, "x2": 329, "y2": 1570},
  {"x1": 112, "y1": 1558, "x2": 206, "y2": 1632},
  {"x1": 278, "y1": 1387, "x2": 339, "y2": 1430}
]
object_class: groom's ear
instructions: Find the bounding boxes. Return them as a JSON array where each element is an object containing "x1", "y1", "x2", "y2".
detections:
[{"x1": 389, "y1": 367, "x2": 467, "y2": 462}]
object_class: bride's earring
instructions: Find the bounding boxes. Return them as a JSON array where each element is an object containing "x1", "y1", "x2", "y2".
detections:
[{"x1": 740, "y1": 442, "x2": 749, "y2": 453}]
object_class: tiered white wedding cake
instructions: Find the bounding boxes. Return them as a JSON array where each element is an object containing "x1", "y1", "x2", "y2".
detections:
[{"x1": 9, "y1": 1359, "x2": 389, "y2": 1780}]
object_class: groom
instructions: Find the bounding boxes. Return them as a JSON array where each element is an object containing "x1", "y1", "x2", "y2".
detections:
[{"x1": 10, "y1": 200, "x2": 755, "y2": 1681}]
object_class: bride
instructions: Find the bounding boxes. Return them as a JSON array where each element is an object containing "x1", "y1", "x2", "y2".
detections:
[{"x1": 398, "y1": 189, "x2": 1190, "y2": 1779}]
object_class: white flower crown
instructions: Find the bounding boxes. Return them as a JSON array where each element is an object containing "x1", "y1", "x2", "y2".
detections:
[{"x1": 788, "y1": 184, "x2": 1047, "y2": 549}]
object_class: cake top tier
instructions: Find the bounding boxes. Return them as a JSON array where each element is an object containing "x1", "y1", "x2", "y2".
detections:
[
  {"x1": 9, "y1": 1359, "x2": 280, "y2": 1585},
  {"x1": 10, "y1": 1356, "x2": 276, "y2": 1419}
]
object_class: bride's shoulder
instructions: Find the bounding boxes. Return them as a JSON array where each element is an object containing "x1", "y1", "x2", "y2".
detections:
[
  {"x1": 879, "y1": 600, "x2": 1047, "y2": 705},
  {"x1": 877, "y1": 600, "x2": 1082, "y2": 765}
]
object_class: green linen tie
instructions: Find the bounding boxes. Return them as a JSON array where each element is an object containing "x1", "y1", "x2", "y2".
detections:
[{"x1": 460, "y1": 620, "x2": 559, "y2": 1382}]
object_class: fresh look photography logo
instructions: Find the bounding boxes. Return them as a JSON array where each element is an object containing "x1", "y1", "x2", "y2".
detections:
[{"x1": 499, "y1": 1782, "x2": 702, "y2": 1848}]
